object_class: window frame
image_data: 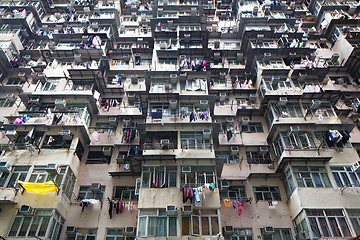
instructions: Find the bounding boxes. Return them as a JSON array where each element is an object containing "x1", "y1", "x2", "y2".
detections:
[{"x1": 253, "y1": 186, "x2": 281, "y2": 201}]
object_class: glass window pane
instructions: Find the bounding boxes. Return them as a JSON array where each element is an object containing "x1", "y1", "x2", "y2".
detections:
[
  {"x1": 321, "y1": 173, "x2": 332, "y2": 187},
  {"x1": 338, "y1": 217, "x2": 351, "y2": 237},
  {"x1": 138, "y1": 217, "x2": 147, "y2": 236},
  {"x1": 328, "y1": 217, "x2": 341, "y2": 237},
  {"x1": 169, "y1": 217, "x2": 177, "y2": 236},
  {"x1": 332, "y1": 173, "x2": 343, "y2": 187},
  {"x1": 351, "y1": 218, "x2": 360, "y2": 236},
  {"x1": 318, "y1": 217, "x2": 331, "y2": 237},
  {"x1": 182, "y1": 216, "x2": 190, "y2": 235},
  {"x1": 28, "y1": 217, "x2": 41, "y2": 236},
  {"x1": 312, "y1": 173, "x2": 323, "y2": 187},
  {"x1": 38, "y1": 216, "x2": 50, "y2": 236},
  {"x1": 9, "y1": 217, "x2": 22, "y2": 236},
  {"x1": 308, "y1": 217, "x2": 320, "y2": 238},
  {"x1": 156, "y1": 217, "x2": 167, "y2": 237},
  {"x1": 192, "y1": 216, "x2": 200, "y2": 235},
  {"x1": 202, "y1": 217, "x2": 210, "y2": 235},
  {"x1": 211, "y1": 217, "x2": 219, "y2": 235},
  {"x1": 18, "y1": 217, "x2": 32, "y2": 236}
]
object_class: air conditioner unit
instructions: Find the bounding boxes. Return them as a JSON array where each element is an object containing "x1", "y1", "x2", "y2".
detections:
[
  {"x1": 352, "y1": 161, "x2": 360, "y2": 172},
  {"x1": 226, "y1": 118, "x2": 234, "y2": 123},
  {"x1": 29, "y1": 96, "x2": 41, "y2": 105},
  {"x1": 169, "y1": 100, "x2": 177, "y2": 109},
  {"x1": 260, "y1": 146, "x2": 269, "y2": 152},
  {"x1": 128, "y1": 93, "x2": 136, "y2": 101},
  {"x1": 19, "y1": 205, "x2": 34, "y2": 215},
  {"x1": 102, "y1": 147, "x2": 112, "y2": 156},
  {"x1": 0, "y1": 161, "x2": 10, "y2": 173},
  {"x1": 224, "y1": 226, "x2": 234, "y2": 235},
  {"x1": 298, "y1": 72, "x2": 307, "y2": 81},
  {"x1": 169, "y1": 74, "x2": 178, "y2": 83},
  {"x1": 219, "y1": 93, "x2": 226, "y2": 102},
  {"x1": 117, "y1": 155, "x2": 126, "y2": 164},
  {"x1": 160, "y1": 139, "x2": 170, "y2": 149},
  {"x1": 109, "y1": 117, "x2": 117, "y2": 126},
  {"x1": 131, "y1": 12, "x2": 137, "y2": 20},
  {"x1": 91, "y1": 183, "x2": 101, "y2": 192},
  {"x1": 241, "y1": 118, "x2": 250, "y2": 126},
  {"x1": 179, "y1": 72, "x2": 187, "y2": 80},
  {"x1": 131, "y1": 75, "x2": 138, "y2": 84},
  {"x1": 200, "y1": 100, "x2": 208, "y2": 110},
  {"x1": 264, "y1": 53, "x2": 271, "y2": 60},
  {"x1": 74, "y1": 54, "x2": 81, "y2": 63},
  {"x1": 319, "y1": 38, "x2": 327, "y2": 44},
  {"x1": 55, "y1": 99, "x2": 67, "y2": 111},
  {"x1": 271, "y1": 76, "x2": 280, "y2": 86},
  {"x1": 125, "y1": 226, "x2": 135, "y2": 236},
  {"x1": 231, "y1": 146, "x2": 239, "y2": 155},
  {"x1": 6, "y1": 130, "x2": 18, "y2": 141},
  {"x1": 290, "y1": 126, "x2": 300, "y2": 132},
  {"x1": 160, "y1": 42, "x2": 167, "y2": 49},
  {"x1": 221, "y1": 180, "x2": 230, "y2": 189},
  {"x1": 45, "y1": 164, "x2": 60, "y2": 174},
  {"x1": 123, "y1": 54, "x2": 130, "y2": 61},
  {"x1": 263, "y1": 226, "x2": 275, "y2": 235},
  {"x1": 6, "y1": 94, "x2": 16, "y2": 102},
  {"x1": 237, "y1": 53, "x2": 244, "y2": 61},
  {"x1": 214, "y1": 52, "x2": 221, "y2": 61},
  {"x1": 279, "y1": 97, "x2": 288, "y2": 106},
  {"x1": 182, "y1": 205, "x2": 193, "y2": 215},
  {"x1": 66, "y1": 226, "x2": 76, "y2": 235},
  {"x1": 184, "y1": 34, "x2": 191, "y2": 42},
  {"x1": 182, "y1": 166, "x2": 191, "y2": 173},
  {"x1": 219, "y1": 72, "x2": 226, "y2": 80},
  {"x1": 24, "y1": 55, "x2": 31, "y2": 62},
  {"x1": 214, "y1": 39, "x2": 220, "y2": 48},
  {"x1": 331, "y1": 53, "x2": 339, "y2": 63},
  {"x1": 310, "y1": 100, "x2": 321, "y2": 110},
  {"x1": 123, "y1": 118, "x2": 131, "y2": 125},
  {"x1": 166, "y1": 205, "x2": 177, "y2": 215},
  {"x1": 203, "y1": 129, "x2": 211, "y2": 140},
  {"x1": 249, "y1": 93, "x2": 257, "y2": 102},
  {"x1": 141, "y1": 13, "x2": 146, "y2": 21}
]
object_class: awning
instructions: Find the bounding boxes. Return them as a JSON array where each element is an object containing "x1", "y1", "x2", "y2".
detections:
[{"x1": 17, "y1": 181, "x2": 59, "y2": 194}]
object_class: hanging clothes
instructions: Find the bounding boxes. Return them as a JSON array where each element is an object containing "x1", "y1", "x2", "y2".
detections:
[
  {"x1": 119, "y1": 201, "x2": 123, "y2": 213},
  {"x1": 108, "y1": 198, "x2": 113, "y2": 219},
  {"x1": 130, "y1": 201, "x2": 134, "y2": 213},
  {"x1": 237, "y1": 200, "x2": 243, "y2": 216},
  {"x1": 224, "y1": 199, "x2": 231, "y2": 207},
  {"x1": 188, "y1": 188, "x2": 194, "y2": 203},
  {"x1": 190, "y1": 112, "x2": 195, "y2": 122},
  {"x1": 116, "y1": 201, "x2": 120, "y2": 214},
  {"x1": 182, "y1": 187, "x2": 186, "y2": 203},
  {"x1": 232, "y1": 200, "x2": 236, "y2": 209}
]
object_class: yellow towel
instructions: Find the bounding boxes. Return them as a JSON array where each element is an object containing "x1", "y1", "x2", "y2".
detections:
[{"x1": 17, "y1": 180, "x2": 58, "y2": 194}]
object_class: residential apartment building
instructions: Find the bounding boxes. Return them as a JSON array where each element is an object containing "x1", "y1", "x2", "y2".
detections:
[{"x1": 0, "y1": 0, "x2": 360, "y2": 239}]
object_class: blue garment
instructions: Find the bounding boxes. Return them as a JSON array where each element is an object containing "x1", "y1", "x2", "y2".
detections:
[{"x1": 193, "y1": 188, "x2": 201, "y2": 202}]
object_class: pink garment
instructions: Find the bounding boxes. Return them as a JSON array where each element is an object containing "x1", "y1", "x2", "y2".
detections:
[
  {"x1": 119, "y1": 201, "x2": 123, "y2": 213},
  {"x1": 13, "y1": 118, "x2": 23, "y2": 124},
  {"x1": 238, "y1": 202, "x2": 243, "y2": 216}
]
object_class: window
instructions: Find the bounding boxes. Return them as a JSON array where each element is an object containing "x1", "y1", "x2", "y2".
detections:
[
  {"x1": 0, "y1": 98, "x2": 15, "y2": 107},
  {"x1": 41, "y1": 80, "x2": 59, "y2": 91},
  {"x1": 181, "y1": 166, "x2": 216, "y2": 188},
  {"x1": 77, "y1": 185, "x2": 106, "y2": 200},
  {"x1": 242, "y1": 122, "x2": 263, "y2": 133},
  {"x1": 273, "y1": 131, "x2": 316, "y2": 157},
  {"x1": 225, "y1": 228, "x2": 252, "y2": 240},
  {"x1": 9, "y1": 209, "x2": 65, "y2": 240},
  {"x1": 182, "y1": 209, "x2": 219, "y2": 236},
  {"x1": 331, "y1": 166, "x2": 360, "y2": 187},
  {"x1": 106, "y1": 228, "x2": 134, "y2": 240},
  {"x1": 138, "y1": 209, "x2": 177, "y2": 237},
  {"x1": 262, "y1": 228, "x2": 292, "y2": 240},
  {"x1": 29, "y1": 166, "x2": 66, "y2": 185},
  {"x1": 347, "y1": 209, "x2": 360, "y2": 236},
  {"x1": 141, "y1": 166, "x2": 177, "y2": 188},
  {"x1": 215, "y1": 151, "x2": 240, "y2": 163},
  {"x1": 253, "y1": 186, "x2": 281, "y2": 201},
  {"x1": 220, "y1": 186, "x2": 246, "y2": 200},
  {"x1": 283, "y1": 166, "x2": 332, "y2": 197},
  {"x1": 180, "y1": 131, "x2": 211, "y2": 149},
  {"x1": 246, "y1": 151, "x2": 271, "y2": 164},
  {"x1": 302, "y1": 103, "x2": 335, "y2": 118},
  {"x1": 150, "y1": 102, "x2": 177, "y2": 117},
  {"x1": 42, "y1": 135, "x2": 72, "y2": 149},
  {"x1": 113, "y1": 186, "x2": 138, "y2": 200},
  {"x1": 67, "y1": 228, "x2": 97, "y2": 240},
  {"x1": 7, "y1": 166, "x2": 30, "y2": 188},
  {"x1": 305, "y1": 210, "x2": 351, "y2": 238}
]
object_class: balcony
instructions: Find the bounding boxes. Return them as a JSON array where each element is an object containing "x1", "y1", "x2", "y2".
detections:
[{"x1": 259, "y1": 77, "x2": 302, "y2": 98}]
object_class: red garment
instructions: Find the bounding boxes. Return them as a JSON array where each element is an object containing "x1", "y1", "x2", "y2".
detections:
[
  {"x1": 119, "y1": 201, "x2": 123, "y2": 213},
  {"x1": 238, "y1": 201, "x2": 243, "y2": 216},
  {"x1": 185, "y1": 188, "x2": 188, "y2": 198}
]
